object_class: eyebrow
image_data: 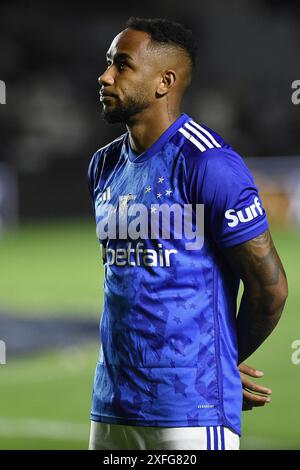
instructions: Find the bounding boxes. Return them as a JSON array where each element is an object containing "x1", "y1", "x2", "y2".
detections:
[{"x1": 106, "y1": 52, "x2": 134, "y2": 62}]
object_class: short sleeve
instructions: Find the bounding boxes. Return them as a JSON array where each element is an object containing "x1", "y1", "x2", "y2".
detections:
[{"x1": 186, "y1": 148, "x2": 269, "y2": 248}]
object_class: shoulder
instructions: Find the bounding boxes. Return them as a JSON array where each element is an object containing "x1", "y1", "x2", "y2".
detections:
[
  {"x1": 175, "y1": 119, "x2": 252, "y2": 181},
  {"x1": 178, "y1": 120, "x2": 229, "y2": 155},
  {"x1": 89, "y1": 133, "x2": 126, "y2": 171},
  {"x1": 173, "y1": 119, "x2": 256, "y2": 203},
  {"x1": 88, "y1": 133, "x2": 126, "y2": 183}
]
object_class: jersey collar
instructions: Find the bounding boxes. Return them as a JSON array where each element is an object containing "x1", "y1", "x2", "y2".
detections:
[{"x1": 125, "y1": 113, "x2": 190, "y2": 163}]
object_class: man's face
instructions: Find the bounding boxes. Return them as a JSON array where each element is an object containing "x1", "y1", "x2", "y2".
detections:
[{"x1": 99, "y1": 29, "x2": 159, "y2": 123}]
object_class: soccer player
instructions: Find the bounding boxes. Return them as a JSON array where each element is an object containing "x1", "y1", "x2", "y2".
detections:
[{"x1": 87, "y1": 17, "x2": 288, "y2": 450}]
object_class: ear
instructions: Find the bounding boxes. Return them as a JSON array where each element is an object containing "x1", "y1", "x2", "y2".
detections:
[{"x1": 156, "y1": 70, "x2": 176, "y2": 97}]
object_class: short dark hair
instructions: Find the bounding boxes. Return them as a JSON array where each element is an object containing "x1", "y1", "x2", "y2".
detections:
[{"x1": 125, "y1": 17, "x2": 197, "y2": 67}]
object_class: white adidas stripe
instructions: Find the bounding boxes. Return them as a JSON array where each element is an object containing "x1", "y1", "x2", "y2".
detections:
[
  {"x1": 209, "y1": 426, "x2": 221, "y2": 450},
  {"x1": 210, "y1": 426, "x2": 215, "y2": 449},
  {"x1": 217, "y1": 426, "x2": 222, "y2": 450},
  {"x1": 184, "y1": 122, "x2": 214, "y2": 149},
  {"x1": 190, "y1": 120, "x2": 221, "y2": 148},
  {"x1": 179, "y1": 128, "x2": 206, "y2": 152},
  {"x1": 99, "y1": 186, "x2": 111, "y2": 202}
]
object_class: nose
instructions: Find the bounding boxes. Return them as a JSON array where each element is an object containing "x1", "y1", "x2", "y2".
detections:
[{"x1": 98, "y1": 68, "x2": 114, "y2": 87}]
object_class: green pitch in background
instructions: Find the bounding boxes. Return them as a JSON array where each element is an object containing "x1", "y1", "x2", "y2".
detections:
[{"x1": 0, "y1": 220, "x2": 299, "y2": 449}]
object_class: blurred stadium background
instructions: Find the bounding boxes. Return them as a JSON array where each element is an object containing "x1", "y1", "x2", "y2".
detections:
[{"x1": 0, "y1": 0, "x2": 299, "y2": 450}]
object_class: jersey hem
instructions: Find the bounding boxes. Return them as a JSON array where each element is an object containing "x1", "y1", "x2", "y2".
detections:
[{"x1": 90, "y1": 414, "x2": 241, "y2": 436}]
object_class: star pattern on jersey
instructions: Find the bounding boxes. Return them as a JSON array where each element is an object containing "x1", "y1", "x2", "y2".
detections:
[
  {"x1": 148, "y1": 324, "x2": 156, "y2": 334},
  {"x1": 118, "y1": 381, "x2": 138, "y2": 401},
  {"x1": 173, "y1": 316, "x2": 182, "y2": 324},
  {"x1": 143, "y1": 175, "x2": 173, "y2": 203},
  {"x1": 156, "y1": 308, "x2": 167, "y2": 318},
  {"x1": 189, "y1": 302, "x2": 197, "y2": 310},
  {"x1": 195, "y1": 377, "x2": 209, "y2": 396},
  {"x1": 172, "y1": 374, "x2": 188, "y2": 397},
  {"x1": 175, "y1": 294, "x2": 188, "y2": 310},
  {"x1": 150, "y1": 207, "x2": 157, "y2": 213}
]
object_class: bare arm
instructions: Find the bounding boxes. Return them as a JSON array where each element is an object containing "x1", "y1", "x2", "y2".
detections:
[{"x1": 223, "y1": 229, "x2": 288, "y2": 365}]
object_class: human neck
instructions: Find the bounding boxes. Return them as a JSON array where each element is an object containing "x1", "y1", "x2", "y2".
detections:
[{"x1": 127, "y1": 107, "x2": 181, "y2": 154}]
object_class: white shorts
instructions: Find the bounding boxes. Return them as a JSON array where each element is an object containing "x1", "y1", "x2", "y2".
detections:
[{"x1": 88, "y1": 421, "x2": 240, "y2": 450}]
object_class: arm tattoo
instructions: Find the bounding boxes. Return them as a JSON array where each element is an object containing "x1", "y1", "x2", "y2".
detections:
[
  {"x1": 231, "y1": 230, "x2": 287, "y2": 287},
  {"x1": 224, "y1": 230, "x2": 288, "y2": 364}
]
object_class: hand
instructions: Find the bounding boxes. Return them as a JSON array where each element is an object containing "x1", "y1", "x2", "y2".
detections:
[{"x1": 238, "y1": 363, "x2": 272, "y2": 411}]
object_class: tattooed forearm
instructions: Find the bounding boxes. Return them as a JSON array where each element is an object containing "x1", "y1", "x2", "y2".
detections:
[
  {"x1": 224, "y1": 230, "x2": 288, "y2": 364},
  {"x1": 237, "y1": 287, "x2": 286, "y2": 364}
]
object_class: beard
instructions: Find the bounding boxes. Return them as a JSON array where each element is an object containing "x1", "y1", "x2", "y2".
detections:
[{"x1": 101, "y1": 94, "x2": 150, "y2": 124}]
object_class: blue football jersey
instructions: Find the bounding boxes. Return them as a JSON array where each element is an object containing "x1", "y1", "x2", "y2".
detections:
[{"x1": 88, "y1": 113, "x2": 268, "y2": 436}]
